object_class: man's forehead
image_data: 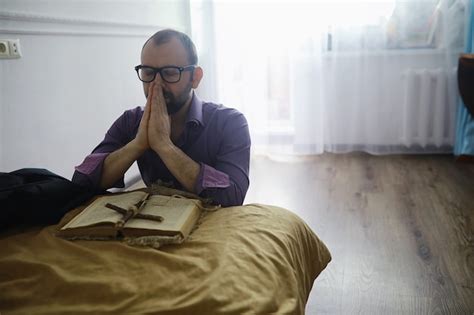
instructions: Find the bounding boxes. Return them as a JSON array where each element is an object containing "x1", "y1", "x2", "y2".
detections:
[{"x1": 141, "y1": 37, "x2": 189, "y2": 67}]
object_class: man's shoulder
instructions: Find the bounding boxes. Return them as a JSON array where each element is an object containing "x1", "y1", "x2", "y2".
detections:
[
  {"x1": 109, "y1": 106, "x2": 143, "y2": 133},
  {"x1": 124, "y1": 106, "x2": 144, "y2": 117},
  {"x1": 202, "y1": 101, "x2": 246, "y2": 122},
  {"x1": 200, "y1": 101, "x2": 249, "y2": 139},
  {"x1": 115, "y1": 106, "x2": 144, "y2": 123}
]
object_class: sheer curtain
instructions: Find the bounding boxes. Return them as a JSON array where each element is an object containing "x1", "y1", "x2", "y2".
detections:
[{"x1": 191, "y1": 0, "x2": 467, "y2": 155}]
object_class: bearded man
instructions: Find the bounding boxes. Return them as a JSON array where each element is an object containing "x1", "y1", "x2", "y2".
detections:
[{"x1": 72, "y1": 29, "x2": 250, "y2": 206}]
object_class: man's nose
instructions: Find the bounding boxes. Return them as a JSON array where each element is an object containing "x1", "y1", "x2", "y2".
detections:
[
  {"x1": 154, "y1": 73, "x2": 167, "y2": 89},
  {"x1": 154, "y1": 71, "x2": 162, "y2": 82}
]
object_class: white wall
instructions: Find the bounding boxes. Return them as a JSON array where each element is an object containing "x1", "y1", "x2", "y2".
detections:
[
  {"x1": 0, "y1": 0, "x2": 190, "y2": 181},
  {"x1": 0, "y1": 0, "x2": 190, "y2": 26}
]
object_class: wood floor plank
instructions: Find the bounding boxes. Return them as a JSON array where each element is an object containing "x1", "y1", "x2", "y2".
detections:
[{"x1": 245, "y1": 153, "x2": 474, "y2": 314}]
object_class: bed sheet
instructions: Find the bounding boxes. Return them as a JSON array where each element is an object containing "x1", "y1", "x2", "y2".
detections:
[{"x1": 0, "y1": 203, "x2": 331, "y2": 314}]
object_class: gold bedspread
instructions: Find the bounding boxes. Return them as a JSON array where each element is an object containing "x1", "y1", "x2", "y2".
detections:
[{"x1": 0, "y1": 204, "x2": 331, "y2": 314}]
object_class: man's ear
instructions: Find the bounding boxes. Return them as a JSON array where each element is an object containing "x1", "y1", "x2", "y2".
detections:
[{"x1": 191, "y1": 66, "x2": 203, "y2": 89}]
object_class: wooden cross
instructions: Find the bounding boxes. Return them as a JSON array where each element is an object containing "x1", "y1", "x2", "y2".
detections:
[{"x1": 104, "y1": 193, "x2": 164, "y2": 228}]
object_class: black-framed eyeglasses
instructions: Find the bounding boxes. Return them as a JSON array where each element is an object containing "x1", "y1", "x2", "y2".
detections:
[{"x1": 134, "y1": 65, "x2": 195, "y2": 83}]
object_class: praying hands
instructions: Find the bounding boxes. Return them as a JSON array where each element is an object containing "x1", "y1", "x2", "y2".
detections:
[{"x1": 132, "y1": 81, "x2": 172, "y2": 155}]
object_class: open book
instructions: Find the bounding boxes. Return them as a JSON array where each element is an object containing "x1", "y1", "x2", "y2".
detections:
[{"x1": 57, "y1": 191, "x2": 204, "y2": 247}]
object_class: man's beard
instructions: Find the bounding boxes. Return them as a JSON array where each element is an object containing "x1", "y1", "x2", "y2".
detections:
[{"x1": 163, "y1": 83, "x2": 193, "y2": 115}]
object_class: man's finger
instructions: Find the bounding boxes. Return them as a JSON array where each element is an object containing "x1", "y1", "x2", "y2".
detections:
[
  {"x1": 153, "y1": 82, "x2": 169, "y2": 116},
  {"x1": 143, "y1": 96, "x2": 151, "y2": 122},
  {"x1": 143, "y1": 82, "x2": 154, "y2": 119},
  {"x1": 146, "y1": 82, "x2": 153, "y2": 103},
  {"x1": 147, "y1": 81, "x2": 155, "y2": 103}
]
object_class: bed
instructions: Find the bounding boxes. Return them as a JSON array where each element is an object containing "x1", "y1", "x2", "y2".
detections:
[{"x1": 0, "y1": 202, "x2": 331, "y2": 314}]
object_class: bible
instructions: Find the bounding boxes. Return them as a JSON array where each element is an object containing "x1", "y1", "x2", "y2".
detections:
[{"x1": 57, "y1": 190, "x2": 205, "y2": 248}]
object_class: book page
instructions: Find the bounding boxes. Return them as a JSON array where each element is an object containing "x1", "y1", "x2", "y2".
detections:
[
  {"x1": 124, "y1": 195, "x2": 199, "y2": 233},
  {"x1": 61, "y1": 191, "x2": 147, "y2": 230}
]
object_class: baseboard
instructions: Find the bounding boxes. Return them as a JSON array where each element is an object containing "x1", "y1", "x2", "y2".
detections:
[{"x1": 455, "y1": 155, "x2": 474, "y2": 163}]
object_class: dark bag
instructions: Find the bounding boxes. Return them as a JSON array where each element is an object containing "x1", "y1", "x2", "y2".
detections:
[
  {"x1": 0, "y1": 168, "x2": 97, "y2": 230},
  {"x1": 458, "y1": 54, "x2": 474, "y2": 117}
]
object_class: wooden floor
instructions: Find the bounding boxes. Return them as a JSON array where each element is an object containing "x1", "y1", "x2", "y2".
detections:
[{"x1": 244, "y1": 153, "x2": 474, "y2": 315}]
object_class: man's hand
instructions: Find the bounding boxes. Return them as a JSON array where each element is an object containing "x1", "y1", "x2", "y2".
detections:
[
  {"x1": 129, "y1": 83, "x2": 154, "y2": 154},
  {"x1": 144, "y1": 80, "x2": 200, "y2": 193},
  {"x1": 148, "y1": 81, "x2": 172, "y2": 152}
]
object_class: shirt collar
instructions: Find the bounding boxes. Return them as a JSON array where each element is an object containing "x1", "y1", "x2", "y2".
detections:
[{"x1": 186, "y1": 91, "x2": 204, "y2": 127}]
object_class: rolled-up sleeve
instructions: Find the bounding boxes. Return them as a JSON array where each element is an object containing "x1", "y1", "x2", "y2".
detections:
[
  {"x1": 72, "y1": 152, "x2": 112, "y2": 188},
  {"x1": 72, "y1": 108, "x2": 139, "y2": 189},
  {"x1": 196, "y1": 111, "x2": 250, "y2": 206}
]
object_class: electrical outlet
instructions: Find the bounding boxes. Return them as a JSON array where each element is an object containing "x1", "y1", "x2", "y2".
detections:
[
  {"x1": 0, "y1": 39, "x2": 22, "y2": 59},
  {"x1": 0, "y1": 40, "x2": 10, "y2": 57}
]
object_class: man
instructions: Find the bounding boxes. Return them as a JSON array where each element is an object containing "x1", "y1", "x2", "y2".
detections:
[{"x1": 72, "y1": 29, "x2": 250, "y2": 207}]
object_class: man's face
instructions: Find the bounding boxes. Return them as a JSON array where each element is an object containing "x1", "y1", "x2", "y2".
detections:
[{"x1": 140, "y1": 37, "x2": 194, "y2": 115}]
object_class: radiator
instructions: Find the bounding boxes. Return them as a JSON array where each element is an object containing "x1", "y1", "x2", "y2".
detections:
[{"x1": 401, "y1": 68, "x2": 458, "y2": 148}]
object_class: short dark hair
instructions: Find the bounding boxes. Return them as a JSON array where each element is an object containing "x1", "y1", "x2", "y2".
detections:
[{"x1": 143, "y1": 29, "x2": 198, "y2": 65}]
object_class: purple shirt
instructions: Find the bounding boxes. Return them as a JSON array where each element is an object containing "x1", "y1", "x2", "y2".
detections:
[{"x1": 72, "y1": 93, "x2": 250, "y2": 206}]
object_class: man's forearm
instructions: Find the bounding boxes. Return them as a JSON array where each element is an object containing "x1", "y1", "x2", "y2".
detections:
[
  {"x1": 153, "y1": 140, "x2": 200, "y2": 193},
  {"x1": 99, "y1": 140, "x2": 145, "y2": 189}
]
